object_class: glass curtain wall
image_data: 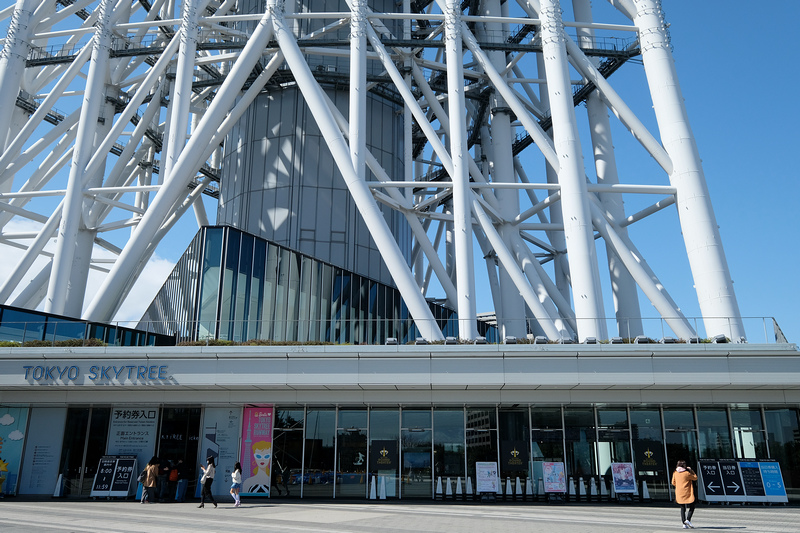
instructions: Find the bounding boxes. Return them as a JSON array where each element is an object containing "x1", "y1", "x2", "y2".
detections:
[
  {"x1": 302, "y1": 409, "x2": 335, "y2": 497},
  {"x1": 564, "y1": 407, "x2": 596, "y2": 480},
  {"x1": 764, "y1": 408, "x2": 800, "y2": 500},
  {"x1": 433, "y1": 409, "x2": 465, "y2": 491},
  {"x1": 730, "y1": 408, "x2": 767, "y2": 459},
  {"x1": 663, "y1": 408, "x2": 698, "y2": 473},
  {"x1": 498, "y1": 409, "x2": 529, "y2": 489},
  {"x1": 273, "y1": 409, "x2": 304, "y2": 497},
  {"x1": 530, "y1": 407, "x2": 564, "y2": 463},
  {"x1": 154, "y1": 226, "x2": 473, "y2": 344},
  {"x1": 465, "y1": 408, "x2": 498, "y2": 490},
  {"x1": 401, "y1": 409, "x2": 432, "y2": 498},
  {"x1": 369, "y1": 409, "x2": 400, "y2": 498},
  {"x1": 696, "y1": 407, "x2": 733, "y2": 459},
  {"x1": 596, "y1": 408, "x2": 631, "y2": 482},
  {"x1": 630, "y1": 407, "x2": 668, "y2": 500},
  {"x1": 336, "y1": 410, "x2": 368, "y2": 498}
]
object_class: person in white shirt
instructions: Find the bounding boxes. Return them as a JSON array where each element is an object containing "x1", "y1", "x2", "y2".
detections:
[
  {"x1": 230, "y1": 462, "x2": 243, "y2": 507},
  {"x1": 198, "y1": 456, "x2": 217, "y2": 508}
]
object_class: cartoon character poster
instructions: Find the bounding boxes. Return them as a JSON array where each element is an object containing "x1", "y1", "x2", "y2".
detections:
[
  {"x1": 0, "y1": 407, "x2": 29, "y2": 495},
  {"x1": 543, "y1": 461, "x2": 566, "y2": 493},
  {"x1": 240, "y1": 406, "x2": 274, "y2": 496}
]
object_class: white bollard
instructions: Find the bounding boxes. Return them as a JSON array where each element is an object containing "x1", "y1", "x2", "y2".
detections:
[
  {"x1": 456, "y1": 477, "x2": 463, "y2": 498},
  {"x1": 642, "y1": 480, "x2": 651, "y2": 500},
  {"x1": 445, "y1": 477, "x2": 453, "y2": 498},
  {"x1": 505, "y1": 477, "x2": 512, "y2": 499},
  {"x1": 369, "y1": 476, "x2": 377, "y2": 499},
  {"x1": 435, "y1": 476, "x2": 443, "y2": 499},
  {"x1": 537, "y1": 478, "x2": 544, "y2": 497},
  {"x1": 379, "y1": 476, "x2": 386, "y2": 500},
  {"x1": 568, "y1": 477, "x2": 576, "y2": 500},
  {"x1": 590, "y1": 478, "x2": 598, "y2": 500},
  {"x1": 600, "y1": 477, "x2": 608, "y2": 498},
  {"x1": 526, "y1": 477, "x2": 533, "y2": 500},
  {"x1": 466, "y1": 476, "x2": 474, "y2": 498},
  {"x1": 515, "y1": 477, "x2": 523, "y2": 501},
  {"x1": 579, "y1": 476, "x2": 586, "y2": 500}
]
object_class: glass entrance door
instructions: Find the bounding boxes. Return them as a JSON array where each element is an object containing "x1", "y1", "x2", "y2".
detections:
[
  {"x1": 336, "y1": 410, "x2": 367, "y2": 498},
  {"x1": 58, "y1": 407, "x2": 111, "y2": 497}
]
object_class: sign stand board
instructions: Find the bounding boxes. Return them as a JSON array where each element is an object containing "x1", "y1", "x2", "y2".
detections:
[
  {"x1": 90, "y1": 455, "x2": 137, "y2": 499},
  {"x1": 476, "y1": 462, "x2": 498, "y2": 503},
  {"x1": 698, "y1": 459, "x2": 786, "y2": 504}
]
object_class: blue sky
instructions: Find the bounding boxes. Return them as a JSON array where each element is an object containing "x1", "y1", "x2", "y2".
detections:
[{"x1": 661, "y1": 3, "x2": 800, "y2": 343}]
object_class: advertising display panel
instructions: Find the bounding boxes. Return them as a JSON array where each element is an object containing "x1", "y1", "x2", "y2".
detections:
[
  {"x1": 611, "y1": 463, "x2": 636, "y2": 494},
  {"x1": 759, "y1": 461, "x2": 788, "y2": 503},
  {"x1": 542, "y1": 461, "x2": 566, "y2": 493},
  {"x1": 0, "y1": 406, "x2": 28, "y2": 495},
  {"x1": 106, "y1": 406, "x2": 158, "y2": 472},
  {"x1": 19, "y1": 407, "x2": 66, "y2": 495},
  {"x1": 240, "y1": 406, "x2": 274, "y2": 496},
  {"x1": 199, "y1": 408, "x2": 242, "y2": 496},
  {"x1": 718, "y1": 460, "x2": 745, "y2": 502}
]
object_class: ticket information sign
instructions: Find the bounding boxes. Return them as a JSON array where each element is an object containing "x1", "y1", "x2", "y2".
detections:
[
  {"x1": 698, "y1": 460, "x2": 725, "y2": 502},
  {"x1": 739, "y1": 461, "x2": 766, "y2": 502},
  {"x1": 759, "y1": 461, "x2": 788, "y2": 503},
  {"x1": 718, "y1": 460, "x2": 745, "y2": 502},
  {"x1": 90, "y1": 455, "x2": 137, "y2": 498}
]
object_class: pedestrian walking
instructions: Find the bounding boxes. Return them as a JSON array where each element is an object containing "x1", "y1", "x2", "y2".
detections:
[
  {"x1": 671, "y1": 460, "x2": 697, "y2": 528},
  {"x1": 141, "y1": 457, "x2": 159, "y2": 504},
  {"x1": 230, "y1": 462, "x2": 243, "y2": 507},
  {"x1": 198, "y1": 456, "x2": 217, "y2": 508}
]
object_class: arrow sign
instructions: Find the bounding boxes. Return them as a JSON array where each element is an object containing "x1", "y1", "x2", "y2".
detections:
[
  {"x1": 706, "y1": 482, "x2": 719, "y2": 492},
  {"x1": 718, "y1": 460, "x2": 745, "y2": 501},
  {"x1": 698, "y1": 460, "x2": 725, "y2": 502}
]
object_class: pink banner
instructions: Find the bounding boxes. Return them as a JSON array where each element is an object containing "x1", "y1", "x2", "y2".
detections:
[{"x1": 240, "y1": 406, "x2": 274, "y2": 496}]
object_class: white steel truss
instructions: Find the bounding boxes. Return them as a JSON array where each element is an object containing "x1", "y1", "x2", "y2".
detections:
[{"x1": 0, "y1": 0, "x2": 745, "y2": 342}]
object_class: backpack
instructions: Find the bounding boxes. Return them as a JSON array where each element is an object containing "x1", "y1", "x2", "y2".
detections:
[{"x1": 137, "y1": 469, "x2": 146, "y2": 484}]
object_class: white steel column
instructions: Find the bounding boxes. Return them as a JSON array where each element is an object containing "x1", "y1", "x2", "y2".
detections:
[
  {"x1": 573, "y1": 0, "x2": 642, "y2": 338},
  {"x1": 349, "y1": 0, "x2": 367, "y2": 184},
  {"x1": 443, "y1": 0, "x2": 477, "y2": 340},
  {"x1": 634, "y1": 0, "x2": 744, "y2": 340},
  {"x1": 538, "y1": 0, "x2": 606, "y2": 340},
  {"x1": 482, "y1": 0, "x2": 526, "y2": 339},
  {"x1": 163, "y1": 0, "x2": 206, "y2": 180},
  {"x1": 45, "y1": 0, "x2": 114, "y2": 315},
  {"x1": 0, "y1": 0, "x2": 35, "y2": 150},
  {"x1": 271, "y1": 0, "x2": 444, "y2": 341},
  {"x1": 84, "y1": 9, "x2": 278, "y2": 321}
]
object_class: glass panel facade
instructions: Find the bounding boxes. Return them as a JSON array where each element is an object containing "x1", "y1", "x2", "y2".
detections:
[
  {"x1": 696, "y1": 407, "x2": 732, "y2": 459},
  {"x1": 303, "y1": 409, "x2": 335, "y2": 498},
  {"x1": 139, "y1": 226, "x2": 496, "y2": 345},
  {"x1": 32, "y1": 404, "x2": 800, "y2": 502}
]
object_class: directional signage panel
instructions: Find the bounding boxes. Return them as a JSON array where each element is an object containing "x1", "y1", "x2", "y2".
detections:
[
  {"x1": 738, "y1": 461, "x2": 767, "y2": 502},
  {"x1": 758, "y1": 461, "x2": 788, "y2": 503},
  {"x1": 698, "y1": 460, "x2": 725, "y2": 502},
  {"x1": 718, "y1": 460, "x2": 745, "y2": 502}
]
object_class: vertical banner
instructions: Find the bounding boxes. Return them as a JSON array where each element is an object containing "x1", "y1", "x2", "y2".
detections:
[
  {"x1": 240, "y1": 406, "x2": 274, "y2": 496},
  {"x1": 19, "y1": 407, "x2": 67, "y2": 495},
  {"x1": 200, "y1": 408, "x2": 242, "y2": 495},
  {"x1": 106, "y1": 406, "x2": 159, "y2": 472},
  {"x1": 0, "y1": 407, "x2": 29, "y2": 495}
]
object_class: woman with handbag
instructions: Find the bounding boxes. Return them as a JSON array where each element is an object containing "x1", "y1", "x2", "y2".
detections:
[{"x1": 198, "y1": 456, "x2": 217, "y2": 508}]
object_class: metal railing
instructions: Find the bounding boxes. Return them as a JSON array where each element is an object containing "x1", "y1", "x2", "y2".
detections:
[{"x1": 0, "y1": 316, "x2": 790, "y2": 347}]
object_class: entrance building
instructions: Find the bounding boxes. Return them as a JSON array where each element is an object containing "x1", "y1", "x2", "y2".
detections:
[{"x1": 1, "y1": 343, "x2": 799, "y2": 502}]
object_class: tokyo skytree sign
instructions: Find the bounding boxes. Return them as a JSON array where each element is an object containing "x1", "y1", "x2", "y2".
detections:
[{"x1": 0, "y1": 0, "x2": 744, "y2": 342}]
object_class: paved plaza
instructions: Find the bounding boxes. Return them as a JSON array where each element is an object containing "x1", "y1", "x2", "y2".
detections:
[{"x1": 0, "y1": 499, "x2": 797, "y2": 532}]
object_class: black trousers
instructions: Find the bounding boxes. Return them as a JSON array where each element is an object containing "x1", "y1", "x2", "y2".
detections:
[
  {"x1": 679, "y1": 501, "x2": 695, "y2": 523},
  {"x1": 201, "y1": 478, "x2": 216, "y2": 504}
]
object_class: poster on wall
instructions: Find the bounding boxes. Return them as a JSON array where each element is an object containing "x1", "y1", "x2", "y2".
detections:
[
  {"x1": 19, "y1": 407, "x2": 67, "y2": 495},
  {"x1": 240, "y1": 406, "x2": 274, "y2": 496},
  {"x1": 198, "y1": 408, "x2": 242, "y2": 496},
  {"x1": 106, "y1": 406, "x2": 159, "y2": 472},
  {"x1": 542, "y1": 461, "x2": 566, "y2": 493},
  {"x1": 0, "y1": 407, "x2": 29, "y2": 495},
  {"x1": 611, "y1": 462, "x2": 636, "y2": 493}
]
